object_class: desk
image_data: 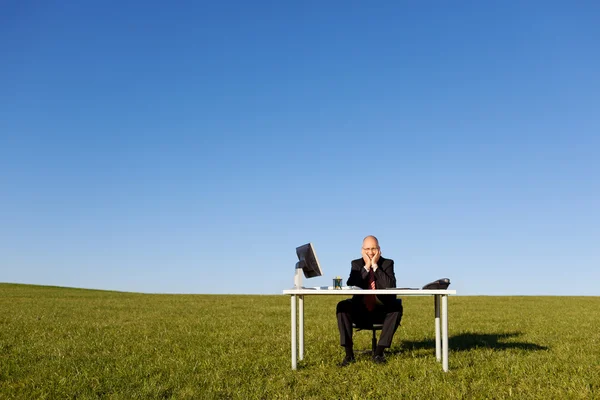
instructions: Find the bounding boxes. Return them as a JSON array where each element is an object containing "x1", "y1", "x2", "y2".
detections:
[{"x1": 282, "y1": 288, "x2": 457, "y2": 371}]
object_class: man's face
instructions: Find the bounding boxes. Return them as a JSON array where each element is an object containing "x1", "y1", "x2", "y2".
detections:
[{"x1": 362, "y1": 237, "x2": 380, "y2": 259}]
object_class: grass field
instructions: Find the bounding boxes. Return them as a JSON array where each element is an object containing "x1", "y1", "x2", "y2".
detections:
[{"x1": 1, "y1": 283, "x2": 599, "y2": 399}]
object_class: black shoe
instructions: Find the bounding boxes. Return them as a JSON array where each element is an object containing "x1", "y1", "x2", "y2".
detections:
[
  {"x1": 340, "y1": 355, "x2": 356, "y2": 367},
  {"x1": 372, "y1": 354, "x2": 387, "y2": 364}
]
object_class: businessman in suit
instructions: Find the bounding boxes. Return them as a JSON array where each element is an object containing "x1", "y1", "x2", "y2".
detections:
[{"x1": 336, "y1": 235, "x2": 403, "y2": 366}]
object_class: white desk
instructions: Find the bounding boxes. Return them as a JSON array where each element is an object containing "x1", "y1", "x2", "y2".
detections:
[{"x1": 282, "y1": 288, "x2": 457, "y2": 371}]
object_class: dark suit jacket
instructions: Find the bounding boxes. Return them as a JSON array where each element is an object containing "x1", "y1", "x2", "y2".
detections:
[{"x1": 346, "y1": 256, "x2": 397, "y2": 306}]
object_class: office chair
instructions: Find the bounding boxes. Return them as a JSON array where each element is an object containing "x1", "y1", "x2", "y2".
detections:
[{"x1": 352, "y1": 323, "x2": 384, "y2": 354}]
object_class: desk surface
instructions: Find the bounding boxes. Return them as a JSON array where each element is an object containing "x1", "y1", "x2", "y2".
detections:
[{"x1": 283, "y1": 288, "x2": 456, "y2": 295}]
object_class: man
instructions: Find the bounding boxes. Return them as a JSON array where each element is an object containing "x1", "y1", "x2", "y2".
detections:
[{"x1": 336, "y1": 235, "x2": 403, "y2": 366}]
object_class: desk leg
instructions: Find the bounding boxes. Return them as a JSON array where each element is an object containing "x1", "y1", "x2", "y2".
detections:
[
  {"x1": 291, "y1": 295, "x2": 297, "y2": 370},
  {"x1": 442, "y1": 294, "x2": 449, "y2": 372},
  {"x1": 299, "y1": 295, "x2": 304, "y2": 361},
  {"x1": 435, "y1": 295, "x2": 441, "y2": 362}
]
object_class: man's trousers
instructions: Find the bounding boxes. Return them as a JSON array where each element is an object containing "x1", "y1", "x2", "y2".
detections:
[{"x1": 336, "y1": 298, "x2": 403, "y2": 348}]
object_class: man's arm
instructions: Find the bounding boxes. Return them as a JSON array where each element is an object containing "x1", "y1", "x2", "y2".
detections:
[
  {"x1": 346, "y1": 259, "x2": 370, "y2": 288},
  {"x1": 374, "y1": 258, "x2": 396, "y2": 289}
]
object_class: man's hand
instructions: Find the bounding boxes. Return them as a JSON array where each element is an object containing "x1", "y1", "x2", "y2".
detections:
[
  {"x1": 362, "y1": 249, "x2": 372, "y2": 269},
  {"x1": 371, "y1": 249, "x2": 381, "y2": 267}
]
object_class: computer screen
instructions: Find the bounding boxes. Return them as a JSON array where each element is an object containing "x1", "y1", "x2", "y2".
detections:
[{"x1": 295, "y1": 243, "x2": 323, "y2": 278}]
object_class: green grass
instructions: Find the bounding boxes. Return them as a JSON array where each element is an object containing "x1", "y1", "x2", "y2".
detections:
[{"x1": 1, "y1": 283, "x2": 599, "y2": 399}]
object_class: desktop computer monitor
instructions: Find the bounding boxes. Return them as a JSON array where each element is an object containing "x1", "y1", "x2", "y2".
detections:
[{"x1": 296, "y1": 243, "x2": 323, "y2": 278}]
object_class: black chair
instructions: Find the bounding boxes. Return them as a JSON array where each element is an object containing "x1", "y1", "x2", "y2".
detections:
[{"x1": 352, "y1": 323, "x2": 384, "y2": 354}]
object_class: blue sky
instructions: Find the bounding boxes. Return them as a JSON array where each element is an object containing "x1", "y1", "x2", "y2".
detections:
[{"x1": 1, "y1": 1, "x2": 598, "y2": 295}]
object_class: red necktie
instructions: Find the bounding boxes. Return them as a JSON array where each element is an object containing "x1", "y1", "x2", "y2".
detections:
[{"x1": 365, "y1": 269, "x2": 376, "y2": 311}]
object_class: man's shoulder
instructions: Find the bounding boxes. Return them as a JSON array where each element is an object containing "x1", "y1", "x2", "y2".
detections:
[
  {"x1": 351, "y1": 258, "x2": 364, "y2": 267},
  {"x1": 380, "y1": 257, "x2": 394, "y2": 266}
]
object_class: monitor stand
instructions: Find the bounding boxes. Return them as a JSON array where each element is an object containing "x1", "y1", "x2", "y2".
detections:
[{"x1": 294, "y1": 261, "x2": 304, "y2": 289}]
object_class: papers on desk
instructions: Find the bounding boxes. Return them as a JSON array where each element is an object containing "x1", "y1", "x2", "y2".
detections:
[{"x1": 305, "y1": 286, "x2": 362, "y2": 290}]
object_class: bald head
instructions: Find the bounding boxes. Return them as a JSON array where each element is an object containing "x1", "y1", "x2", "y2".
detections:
[
  {"x1": 363, "y1": 235, "x2": 379, "y2": 247},
  {"x1": 362, "y1": 235, "x2": 380, "y2": 258}
]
